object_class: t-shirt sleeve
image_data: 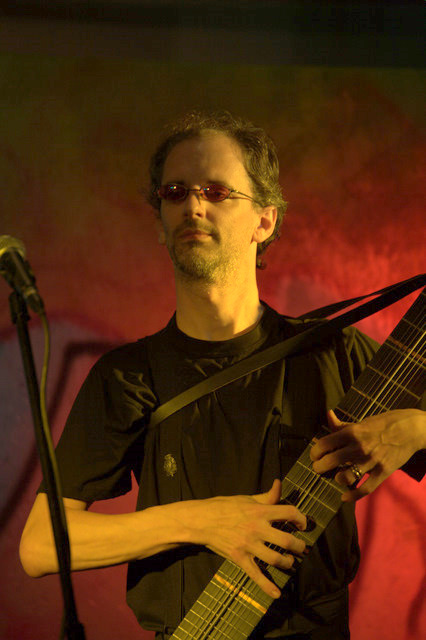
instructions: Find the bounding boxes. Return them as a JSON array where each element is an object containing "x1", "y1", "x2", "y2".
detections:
[
  {"x1": 38, "y1": 344, "x2": 158, "y2": 503},
  {"x1": 345, "y1": 327, "x2": 425, "y2": 482}
]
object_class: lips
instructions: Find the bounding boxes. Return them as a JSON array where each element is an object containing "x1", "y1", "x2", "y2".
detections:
[{"x1": 178, "y1": 229, "x2": 211, "y2": 241}]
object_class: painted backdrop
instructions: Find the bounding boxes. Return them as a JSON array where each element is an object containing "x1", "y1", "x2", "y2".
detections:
[{"x1": 0, "y1": 55, "x2": 425, "y2": 639}]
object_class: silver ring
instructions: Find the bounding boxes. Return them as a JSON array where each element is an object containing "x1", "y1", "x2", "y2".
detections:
[{"x1": 350, "y1": 464, "x2": 363, "y2": 482}]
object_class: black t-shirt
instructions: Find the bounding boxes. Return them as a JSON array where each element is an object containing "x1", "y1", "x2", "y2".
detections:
[{"x1": 43, "y1": 305, "x2": 387, "y2": 636}]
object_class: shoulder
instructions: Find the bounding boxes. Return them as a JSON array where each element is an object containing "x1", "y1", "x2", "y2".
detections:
[
  {"x1": 267, "y1": 302, "x2": 379, "y2": 353},
  {"x1": 95, "y1": 339, "x2": 150, "y2": 370},
  {"x1": 93, "y1": 318, "x2": 175, "y2": 374},
  {"x1": 262, "y1": 303, "x2": 379, "y2": 381}
]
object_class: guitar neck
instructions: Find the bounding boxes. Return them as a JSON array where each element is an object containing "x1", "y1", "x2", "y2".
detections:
[{"x1": 171, "y1": 288, "x2": 426, "y2": 640}]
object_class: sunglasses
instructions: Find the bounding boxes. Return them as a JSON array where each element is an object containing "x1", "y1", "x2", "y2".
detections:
[{"x1": 157, "y1": 183, "x2": 262, "y2": 206}]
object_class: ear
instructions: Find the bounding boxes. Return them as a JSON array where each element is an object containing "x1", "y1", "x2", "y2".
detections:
[
  {"x1": 252, "y1": 206, "x2": 277, "y2": 244},
  {"x1": 155, "y1": 217, "x2": 166, "y2": 245}
]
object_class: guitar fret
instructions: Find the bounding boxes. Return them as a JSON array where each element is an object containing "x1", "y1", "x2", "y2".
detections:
[
  {"x1": 385, "y1": 336, "x2": 426, "y2": 368},
  {"x1": 292, "y1": 458, "x2": 345, "y2": 497},
  {"x1": 337, "y1": 407, "x2": 363, "y2": 422},
  {"x1": 183, "y1": 601, "x2": 249, "y2": 640},
  {"x1": 350, "y1": 387, "x2": 394, "y2": 412},
  {"x1": 284, "y1": 468, "x2": 342, "y2": 513},
  {"x1": 197, "y1": 566, "x2": 265, "y2": 632},
  {"x1": 217, "y1": 564, "x2": 273, "y2": 611},
  {"x1": 193, "y1": 602, "x2": 254, "y2": 639},
  {"x1": 400, "y1": 316, "x2": 424, "y2": 334},
  {"x1": 365, "y1": 364, "x2": 421, "y2": 400},
  {"x1": 213, "y1": 574, "x2": 268, "y2": 615}
]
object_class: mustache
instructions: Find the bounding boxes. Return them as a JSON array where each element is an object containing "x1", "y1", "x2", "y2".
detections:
[{"x1": 173, "y1": 221, "x2": 219, "y2": 241}]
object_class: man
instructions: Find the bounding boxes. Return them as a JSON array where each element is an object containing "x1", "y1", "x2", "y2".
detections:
[{"x1": 20, "y1": 111, "x2": 425, "y2": 639}]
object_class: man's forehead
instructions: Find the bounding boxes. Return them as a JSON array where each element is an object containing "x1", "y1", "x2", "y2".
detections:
[{"x1": 162, "y1": 131, "x2": 247, "y2": 180}]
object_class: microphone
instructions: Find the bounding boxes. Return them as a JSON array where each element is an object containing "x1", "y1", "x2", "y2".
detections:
[{"x1": 0, "y1": 235, "x2": 45, "y2": 315}]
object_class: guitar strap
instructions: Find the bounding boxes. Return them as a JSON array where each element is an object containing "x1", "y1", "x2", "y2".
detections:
[{"x1": 148, "y1": 273, "x2": 426, "y2": 431}]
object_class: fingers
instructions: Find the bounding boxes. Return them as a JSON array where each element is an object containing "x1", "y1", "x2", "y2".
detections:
[
  {"x1": 341, "y1": 468, "x2": 390, "y2": 502},
  {"x1": 311, "y1": 428, "x2": 356, "y2": 463},
  {"x1": 334, "y1": 464, "x2": 365, "y2": 487},
  {"x1": 327, "y1": 409, "x2": 345, "y2": 429},
  {"x1": 255, "y1": 478, "x2": 282, "y2": 505},
  {"x1": 230, "y1": 529, "x2": 305, "y2": 599},
  {"x1": 312, "y1": 444, "x2": 367, "y2": 475},
  {"x1": 200, "y1": 486, "x2": 308, "y2": 598},
  {"x1": 254, "y1": 481, "x2": 307, "y2": 531},
  {"x1": 237, "y1": 555, "x2": 283, "y2": 599},
  {"x1": 273, "y1": 503, "x2": 307, "y2": 532}
]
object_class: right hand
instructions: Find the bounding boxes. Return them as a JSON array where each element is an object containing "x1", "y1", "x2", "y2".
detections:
[{"x1": 173, "y1": 479, "x2": 307, "y2": 599}]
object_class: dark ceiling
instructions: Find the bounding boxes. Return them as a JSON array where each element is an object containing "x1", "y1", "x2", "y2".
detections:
[{"x1": 1, "y1": 1, "x2": 424, "y2": 67}]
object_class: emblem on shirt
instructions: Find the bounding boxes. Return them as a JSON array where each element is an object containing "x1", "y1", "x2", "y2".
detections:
[{"x1": 164, "y1": 454, "x2": 177, "y2": 477}]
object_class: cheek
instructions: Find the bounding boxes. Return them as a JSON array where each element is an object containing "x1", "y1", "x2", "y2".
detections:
[
  {"x1": 157, "y1": 227, "x2": 166, "y2": 245},
  {"x1": 155, "y1": 212, "x2": 169, "y2": 244}
]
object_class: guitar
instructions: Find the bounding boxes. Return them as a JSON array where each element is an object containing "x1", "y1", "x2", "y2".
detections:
[{"x1": 170, "y1": 287, "x2": 426, "y2": 640}]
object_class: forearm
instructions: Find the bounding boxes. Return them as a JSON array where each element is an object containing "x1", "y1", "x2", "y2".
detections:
[{"x1": 19, "y1": 494, "x2": 189, "y2": 578}]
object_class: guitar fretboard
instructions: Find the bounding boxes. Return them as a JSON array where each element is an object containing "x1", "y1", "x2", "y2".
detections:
[{"x1": 171, "y1": 289, "x2": 425, "y2": 640}]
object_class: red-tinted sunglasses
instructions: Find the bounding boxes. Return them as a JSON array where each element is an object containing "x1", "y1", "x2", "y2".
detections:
[{"x1": 157, "y1": 183, "x2": 262, "y2": 206}]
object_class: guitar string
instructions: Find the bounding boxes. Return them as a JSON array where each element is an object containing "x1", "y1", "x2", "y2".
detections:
[
  {"x1": 339, "y1": 331, "x2": 425, "y2": 442},
  {"x1": 350, "y1": 294, "x2": 425, "y2": 408},
  {"x1": 341, "y1": 328, "x2": 425, "y2": 428},
  {"x1": 214, "y1": 566, "x2": 260, "y2": 640},
  {"x1": 341, "y1": 300, "x2": 425, "y2": 422},
  {"x1": 218, "y1": 566, "x2": 265, "y2": 638},
  {"x1": 213, "y1": 572, "x2": 261, "y2": 640},
  {"x1": 363, "y1": 329, "x2": 425, "y2": 419},
  {"x1": 203, "y1": 565, "x2": 262, "y2": 640},
  {"x1": 334, "y1": 310, "x2": 422, "y2": 430},
  {"x1": 194, "y1": 565, "x2": 247, "y2": 640},
  {"x1": 341, "y1": 302, "x2": 424, "y2": 417},
  {"x1": 348, "y1": 324, "x2": 425, "y2": 421},
  {"x1": 371, "y1": 316, "x2": 425, "y2": 409},
  {"x1": 195, "y1": 559, "x2": 263, "y2": 639}
]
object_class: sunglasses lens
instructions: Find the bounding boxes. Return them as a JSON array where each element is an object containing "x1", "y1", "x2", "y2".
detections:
[
  {"x1": 158, "y1": 185, "x2": 187, "y2": 201},
  {"x1": 203, "y1": 185, "x2": 231, "y2": 202}
]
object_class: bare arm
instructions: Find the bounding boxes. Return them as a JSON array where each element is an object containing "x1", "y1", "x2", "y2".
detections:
[{"x1": 19, "y1": 479, "x2": 306, "y2": 599}]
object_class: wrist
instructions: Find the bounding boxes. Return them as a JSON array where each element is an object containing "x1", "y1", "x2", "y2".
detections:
[{"x1": 146, "y1": 499, "x2": 204, "y2": 547}]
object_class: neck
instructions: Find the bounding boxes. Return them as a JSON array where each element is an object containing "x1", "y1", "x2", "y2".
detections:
[{"x1": 174, "y1": 269, "x2": 263, "y2": 341}]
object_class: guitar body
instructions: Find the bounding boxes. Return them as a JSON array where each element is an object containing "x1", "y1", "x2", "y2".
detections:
[{"x1": 170, "y1": 288, "x2": 426, "y2": 640}]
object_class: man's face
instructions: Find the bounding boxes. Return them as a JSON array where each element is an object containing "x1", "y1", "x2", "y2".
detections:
[{"x1": 158, "y1": 132, "x2": 267, "y2": 283}]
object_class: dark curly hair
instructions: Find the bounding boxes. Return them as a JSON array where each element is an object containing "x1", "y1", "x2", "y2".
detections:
[{"x1": 147, "y1": 110, "x2": 287, "y2": 267}]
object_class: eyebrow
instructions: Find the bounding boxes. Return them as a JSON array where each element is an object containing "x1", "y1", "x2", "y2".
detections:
[{"x1": 165, "y1": 179, "x2": 234, "y2": 189}]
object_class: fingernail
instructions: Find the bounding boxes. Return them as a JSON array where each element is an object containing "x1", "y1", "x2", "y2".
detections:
[{"x1": 272, "y1": 588, "x2": 281, "y2": 598}]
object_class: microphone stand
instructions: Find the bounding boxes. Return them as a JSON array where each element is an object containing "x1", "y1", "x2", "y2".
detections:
[{"x1": 10, "y1": 291, "x2": 85, "y2": 639}]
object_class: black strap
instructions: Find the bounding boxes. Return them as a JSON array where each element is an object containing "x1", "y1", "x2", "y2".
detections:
[
  {"x1": 297, "y1": 276, "x2": 423, "y2": 319},
  {"x1": 148, "y1": 274, "x2": 426, "y2": 430}
]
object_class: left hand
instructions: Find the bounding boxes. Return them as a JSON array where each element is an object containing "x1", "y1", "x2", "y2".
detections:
[{"x1": 310, "y1": 408, "x2": 426, "y2": 502}]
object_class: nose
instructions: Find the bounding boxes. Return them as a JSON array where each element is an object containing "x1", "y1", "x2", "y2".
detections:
[{"x1": 183, "y1": 189, "x2": 206, "y2": 219}]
